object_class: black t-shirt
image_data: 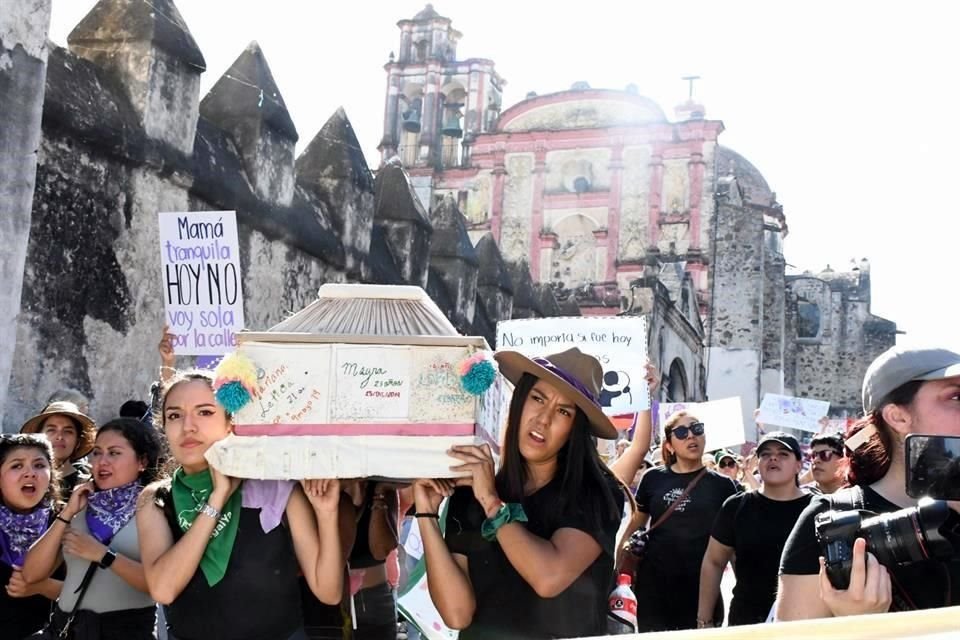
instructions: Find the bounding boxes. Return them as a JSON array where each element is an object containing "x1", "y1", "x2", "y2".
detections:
[
  {"x1": 155, "y1": 486, "x2": 304, "y2": 640},
  {"x1": 711, "y1": 491, "x2": 812, "y2": 625},
  {"x1": 445, "y1": 473, "x2": 623, "y2": 639},
  {"x1": 634, "y1": 466, "x2": 739, "y2": 579},
  {"x1": 0, "y1": 561, "x2": 53, "y2": 639},
  {"x1": 780, "y1": 485, "x2": 960, "y2": 611}
]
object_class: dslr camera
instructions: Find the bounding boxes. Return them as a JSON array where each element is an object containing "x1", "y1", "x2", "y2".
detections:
[{"x1": 814, "y1": 434, "x2": 960, "y2": 590}]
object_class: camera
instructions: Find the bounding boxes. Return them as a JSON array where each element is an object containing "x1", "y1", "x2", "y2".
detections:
[{"x1": 815, "y1": 500, "x2": 954, "y2": 589}]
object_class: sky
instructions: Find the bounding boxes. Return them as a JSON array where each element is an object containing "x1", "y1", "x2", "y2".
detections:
[{"x1": 49, "y1": 0, "x2": 960, "y2": 352}]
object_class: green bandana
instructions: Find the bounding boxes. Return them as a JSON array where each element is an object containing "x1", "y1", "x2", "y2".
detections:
[{"x1": 171, "y1": 467, "x2": 242, "y2": 586}]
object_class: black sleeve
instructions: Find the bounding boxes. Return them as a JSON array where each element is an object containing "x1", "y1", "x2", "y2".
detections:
[
  {"x1": 711, "y1": 492, "x2": 742, "y2": 547},
  {"x1": 556, "y1": 475, "x2": 624, "y2": 556},
  {"x1": 634, "y1": 470, "x2": 654, "y2": 514},
  {"x1": 444, "y1": 487, "x2": 485, "y2": 556},
  {"x1": 779, "y1": 494, "x2": 832, "y2": 576}
]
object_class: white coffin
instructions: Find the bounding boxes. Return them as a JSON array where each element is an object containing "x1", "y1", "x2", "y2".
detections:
[{"x1": 205, "y1": 333, "x2": 509, "y2": 480}]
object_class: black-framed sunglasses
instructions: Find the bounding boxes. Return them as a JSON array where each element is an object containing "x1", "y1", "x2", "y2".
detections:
[
  {"x1": 808, "y1": 449, "x2": 841, "y2": 463},
  {"x1": 718, "y1": 458, "x2": 737, "y2": 469},
  {"x1": 670, "y1": 422, "x2": 705, "y2": 440}
]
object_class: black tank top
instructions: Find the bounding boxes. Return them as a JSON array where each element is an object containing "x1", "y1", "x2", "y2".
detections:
[
  {"x1": 349, "y1": 484, "x2": 382, "y2": 570},
  {"x1": 155, "y1": 485, "x2": 303, "y2": 640}
]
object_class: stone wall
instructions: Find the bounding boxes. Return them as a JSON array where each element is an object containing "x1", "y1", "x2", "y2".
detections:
[
  {"x1": 0, "y1": 0, "x2": 52, "y2": 425},
  {"x1": 784, "y1": 264, "x2": 896, "y2": 416}
]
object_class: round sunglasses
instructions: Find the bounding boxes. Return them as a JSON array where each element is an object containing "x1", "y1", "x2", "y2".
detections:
[
  {"x1": 669, "y1": 422, "x2": 705, "y2": 440},
  {"x1": 718, "y1": 457, "x2": 737, "y2": 469}
]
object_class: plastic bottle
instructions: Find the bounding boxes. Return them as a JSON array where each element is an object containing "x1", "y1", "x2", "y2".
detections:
[{"x1": 608, "y1": 572, "x2": 638, "y2": 633}]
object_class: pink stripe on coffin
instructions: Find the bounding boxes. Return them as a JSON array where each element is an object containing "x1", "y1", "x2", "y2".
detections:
[{"x1": 234, "y1": 423, "x2": 477, "y2": 437}]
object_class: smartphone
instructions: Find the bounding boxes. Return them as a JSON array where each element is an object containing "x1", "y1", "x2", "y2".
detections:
[{"x1": 905, "y1": 434, "x2": 960, "y2": 500}]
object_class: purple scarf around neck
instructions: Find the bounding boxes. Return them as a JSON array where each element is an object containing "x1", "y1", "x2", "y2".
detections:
[
  {"x1": 0, "y1": 502, "x2": 51, "y2": 568},
  {"x1": 85, "y1": 480, "x2": 142, "y2": 544}
]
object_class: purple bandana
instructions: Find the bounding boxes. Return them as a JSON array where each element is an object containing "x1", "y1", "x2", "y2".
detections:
[
  {"x1": 86, "y1": 481, "x2": 141, "y2": 544},
  {"x1": 0, "y1": 502, "x2": 51, "y2": 567},
  {"x1": 532, "y1": 357, "x2": 600, "y2": 406}
]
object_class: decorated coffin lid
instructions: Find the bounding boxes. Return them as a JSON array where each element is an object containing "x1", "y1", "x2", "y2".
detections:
[{"x1": 205, "y1": 284, "x2": 507, "y2": 479}]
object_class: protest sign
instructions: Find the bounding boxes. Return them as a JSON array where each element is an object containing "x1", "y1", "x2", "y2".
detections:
[
  {"x1": 399, "y1": 501, "x2": 458, "y2": 640},
  {"x1": 656, "y1": 397, "x2": 746, "y2": 451},
  {"x1": 757, "y1": 393, "x2": 830, "y2": 433},
  {"x1": 497, "y1": 316, "x2": 649, "y2": 413},
  {"x1": 159, "y1": 211, "x2": 244, "y2": 356}
]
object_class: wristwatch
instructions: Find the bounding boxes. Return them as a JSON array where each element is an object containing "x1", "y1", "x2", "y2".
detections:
[{"x1": 98, "y1": 549, "x2": 117, "y2": 570}]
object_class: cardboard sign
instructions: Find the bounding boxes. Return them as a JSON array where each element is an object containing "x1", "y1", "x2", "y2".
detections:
[
  {"x1": 159, "y1": 211, "x2": 244, "y2": 355},
  {"x1": 758, "y1": 393, "x2": 831, "y2": 433},
  {"x1": 497, "y1": 316, "x2": 649, "y2": 413},
  {"x1": 657, "y1": 397, "x2": 746, "y2": 452}
]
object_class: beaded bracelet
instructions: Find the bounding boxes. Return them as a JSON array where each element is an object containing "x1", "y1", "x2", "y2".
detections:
[{"x1": 481, "y1": 502, "x2": 528, "y2": 541}]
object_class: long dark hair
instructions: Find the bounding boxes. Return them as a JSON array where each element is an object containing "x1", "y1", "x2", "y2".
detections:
[
  {"x1": 495, "y1": 373, "x2": 620, "y2": 531},
  {"x1": 96, "y1": 418, "x2": 163, "y2": 486},
  {"x1": 844, "y1": 380, "x2": 923, "y2": 487},
  {"x1": 0, "y1": 433, "x2": 61, "y2": 507}
]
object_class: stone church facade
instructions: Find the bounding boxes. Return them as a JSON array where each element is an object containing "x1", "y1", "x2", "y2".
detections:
[
  {"x1": 377, "y1": 5, "x2": 897, "y2": 429},
  {"x1": 0, "y1": 0, "x2": 894, "y2": 434}
]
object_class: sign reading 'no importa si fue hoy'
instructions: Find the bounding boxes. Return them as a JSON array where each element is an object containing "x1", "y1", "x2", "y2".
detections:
[{"x1": 159, "y1": 211, "x2": 245, "y2": 356}]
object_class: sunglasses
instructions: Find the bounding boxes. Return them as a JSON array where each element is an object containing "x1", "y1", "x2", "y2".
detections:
[
  {"x1": 670, "y1": 422, "x2": 705, "y2": 440},
  {"x1": 808, "y1": 450, "x2": 841, "y2": 463},
  {"x1": 718, "y1": 458, "x2": 737, "y2": 469}
]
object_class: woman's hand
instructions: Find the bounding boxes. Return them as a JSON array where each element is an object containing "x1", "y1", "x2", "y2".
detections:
[
  {"x1": 341, "y1": 479, "x2": 367, "y2": 508},
  {"x1": 6, "y1": 568, "x2": 41, "y2": 598},
  {"x1": 159, "y1": 324, "x2": 176, "y2": 368},
  {"x1": 818, "y1": 538, "x2": 892, "y2": 617},
  {"x1": 62, "y1": 529, "x2": 108, "y2": 564},
  {"x1": 209, "y1": 467, "x2": 241, "y2": 509},
  {"x1": 301, "y1": 479, "x2": 341, "y2": 514},
  {"x1": 61, "y1": 481, "x2": 94, "y2": 520},
  {"x1": 644, "y1": 362, "x2": 660, "y2": 395},
  {"x1": 412, "y1": 479, "x2": 455, "y2": 515},
  {"x1": 449, "y1": 444, "x2": 500, "y2": 517}
]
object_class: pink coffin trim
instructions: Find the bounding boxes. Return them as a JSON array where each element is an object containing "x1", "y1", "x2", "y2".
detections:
[{"x1": 233, "y1": 423, "x2": 477, "y2": 437}]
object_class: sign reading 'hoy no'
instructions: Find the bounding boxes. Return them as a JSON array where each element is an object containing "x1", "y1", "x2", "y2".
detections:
[{"x1": 158, "y1": 211, "x2": 245, "y2": 356}]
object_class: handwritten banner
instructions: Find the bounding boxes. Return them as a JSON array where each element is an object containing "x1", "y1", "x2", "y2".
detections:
[
  {"x1": 757, "y1": 393, "x2": 831, "y2": 433},
  {"x1": 497, "y1": 316, "x2": 649, "y2": 413},
  {"x1": 159, "y1": 211, "x2": 244, "y2": 355},
  {"x1": 333, "y1": 346, "x2": 411, "y2": 420},
  {"x1": 657, "y1": 397, "x2": 746, "y2": 451}
]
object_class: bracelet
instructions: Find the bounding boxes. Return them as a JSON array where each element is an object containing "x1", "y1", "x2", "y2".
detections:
[
  {"x1": 413, "y1": 512, "x2": 440, "y2": 519},
  {"x1": 372, "y1": 493, "x2": 387, "y2": 501},
  {"x1": 199, "y1": 503, "x2": 221, "y2": 520},
  {"x1": 55, "y1": 515, "x2": 71, "y2": 525},
  {"x1": 370, "y1": 502, "x2": 390, "y2": 511},
  {"x1": 481, "y1": 502, "x2": 528, "y2": 541},
  {"x1": 696, "y1": 618, "x2": 715, "y2": 629}
]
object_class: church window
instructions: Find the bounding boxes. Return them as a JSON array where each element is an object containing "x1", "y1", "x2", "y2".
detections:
[{"x1": 797, "y1": 301, "x2": 821, "y2": 338}]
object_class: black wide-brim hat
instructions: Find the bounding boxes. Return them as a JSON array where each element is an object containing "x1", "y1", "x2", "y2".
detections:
[{"x1": 494, "y1": 347, "x2": 618, "y2": 440}]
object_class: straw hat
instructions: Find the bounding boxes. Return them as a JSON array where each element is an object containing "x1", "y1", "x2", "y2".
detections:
[
  {"x1": 495, "y1": 347, "x2": 617, "y2": 439},
  {"x1": 19, "y1": 401, "x2": 97, "y2": 460}
]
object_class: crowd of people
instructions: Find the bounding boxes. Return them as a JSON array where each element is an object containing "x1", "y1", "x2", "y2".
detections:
[{"x1": 1, "y1": 332, "x2": 959, "y2": 639}]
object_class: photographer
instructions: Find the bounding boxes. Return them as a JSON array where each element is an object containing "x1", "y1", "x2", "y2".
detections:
[{"x1": 776, "y1": 346, "x2": 960, "y2": 620}]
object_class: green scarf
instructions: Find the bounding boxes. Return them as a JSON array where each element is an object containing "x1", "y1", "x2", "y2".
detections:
[{"x1": 171, "y1": 467, "x2": 242, "y2": 586}]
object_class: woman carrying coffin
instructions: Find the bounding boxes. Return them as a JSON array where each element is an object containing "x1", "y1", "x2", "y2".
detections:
[
  {"x1": 24, "y1": 418, "x2": 161, "y2": 638},
  {"x1": 414, "y1": 348, "x2": 624, "y2": 639},
  {"x1": 136, "y1": 371, "x2": 345, "y2": 640}
]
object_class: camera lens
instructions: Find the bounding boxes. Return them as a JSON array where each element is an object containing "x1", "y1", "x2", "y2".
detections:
[{"x1": 860, "y1": 500, "x2": 953, "y2": 567}]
